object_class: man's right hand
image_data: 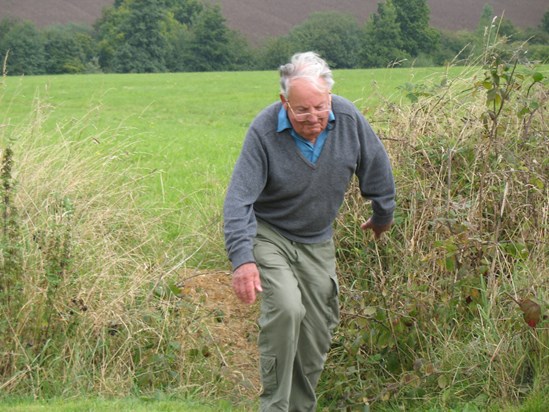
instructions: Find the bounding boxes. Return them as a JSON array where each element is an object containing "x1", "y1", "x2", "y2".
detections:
[{"x1": 232, "y1": 262, "x2": 263, "y2": 304}]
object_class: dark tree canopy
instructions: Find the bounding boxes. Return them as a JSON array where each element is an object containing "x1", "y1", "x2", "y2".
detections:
[
  {"x1": 0, "y1": 1, "x2": 547, "y2": 74},
  {"x1": 541, "y1": 10, "x2": 549, "y2": 33},
  {"x1": 287, "y1": 12, "x2": 363, "y2": 69},
  {"x1": 0, "y1": 21, "x2": 45, "y2": 75},
  {"x1": 393, "y1": 0, "x2": 439, "y2": 56},
  {"x1": 362, "y1": 0, "x2": 409, "y2": 67}
]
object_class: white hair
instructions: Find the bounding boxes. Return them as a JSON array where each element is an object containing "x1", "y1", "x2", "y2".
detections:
[{"x1": 279, "y1": 52, "x2": 334, "y2": 98}]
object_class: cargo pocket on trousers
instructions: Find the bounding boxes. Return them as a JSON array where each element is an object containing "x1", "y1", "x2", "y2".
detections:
[
  {"x1": 327, "y1": 276, "x2": 340, "y2": 332},
  {"x1": 260, "y1": 355, "x2": 277, "y2": 395}
]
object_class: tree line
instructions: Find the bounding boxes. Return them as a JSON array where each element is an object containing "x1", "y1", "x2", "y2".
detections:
[{"x1": 1, "y1": 0, "x2": 548, "y2": 75}]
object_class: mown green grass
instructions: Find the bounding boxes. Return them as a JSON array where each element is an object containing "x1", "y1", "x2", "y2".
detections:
[
  {"x1": 0, "y1": 67, "x2": 465, "y2": 246},
  {"x1": 3, "y1": 65, "x2": 545, "y2": 218},
  {"x1": 0, "y1": 396, "x2": 243, "y2": 412}
]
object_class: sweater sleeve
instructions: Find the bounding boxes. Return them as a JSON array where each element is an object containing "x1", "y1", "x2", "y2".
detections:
[
  {"x1": 355, "y1": 114, "x2": 396, "y2": 226},
  {"x1": 223, "y1": 123, "x2": 268, "y2": 271}
]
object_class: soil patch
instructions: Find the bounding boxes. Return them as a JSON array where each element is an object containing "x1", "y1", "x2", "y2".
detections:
[{"x1": 180, "y1": 270, "x2": 260, "y2": 400}]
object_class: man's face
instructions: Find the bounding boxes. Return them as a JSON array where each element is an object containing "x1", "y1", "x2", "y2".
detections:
[{"x1": 281, "y1": 78, "x2": 331, "y2": 142}]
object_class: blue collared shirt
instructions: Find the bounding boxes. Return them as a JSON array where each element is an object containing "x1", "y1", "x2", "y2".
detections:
[{"x1": 277, "y1": 106, "x2": 335, "y2": 164}]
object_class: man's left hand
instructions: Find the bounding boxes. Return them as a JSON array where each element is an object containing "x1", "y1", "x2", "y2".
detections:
[{"x1": 361, "y1": 217, "x2": 392, "y2": 239}]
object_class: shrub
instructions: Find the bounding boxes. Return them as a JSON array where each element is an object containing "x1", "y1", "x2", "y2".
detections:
[{"x1": 321, "y1": 44, "x2": 548, "y2": 410}]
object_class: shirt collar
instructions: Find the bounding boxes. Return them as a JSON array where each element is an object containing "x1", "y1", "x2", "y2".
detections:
[{"x1": 277, "y1": 105, "x2": 335, "y2": 133}]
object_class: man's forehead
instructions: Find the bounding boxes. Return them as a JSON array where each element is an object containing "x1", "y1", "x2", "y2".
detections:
[
  {"x1": 289, "y1": 76, "x2": 326, "y2": 88},
  {"x1": 288, "y1": 78, "x2": 330, "y2": 99}
]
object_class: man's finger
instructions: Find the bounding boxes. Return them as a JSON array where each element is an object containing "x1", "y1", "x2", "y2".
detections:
[
  {"x1": 233, "y1": 275, "x2": 257, "y2": 304},
  {"x1": 254, "y1": 275, "x2": 263, "y2": 293}
]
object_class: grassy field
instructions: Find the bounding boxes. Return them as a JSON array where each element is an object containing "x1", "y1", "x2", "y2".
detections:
[
  {"x1": 0, "y1": 396, "x2": 239, "y2": 411},
  {"x1": 0, "y1": 66, "x2": 467, "y2": 257},
  {"x1": 1, "y1": 62, "x2": 547, "y2": 411},
  {"x1": 1, "y1": 69, "x2": 460, "y2": 207}
]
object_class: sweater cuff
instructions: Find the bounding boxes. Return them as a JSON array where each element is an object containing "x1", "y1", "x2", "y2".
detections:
[
  {"x1": 231, "y1": 252, "x2": 256, "y2": 272},
  {"x1": 370, "y1": 212, "x2": 394, "y2": 227}
]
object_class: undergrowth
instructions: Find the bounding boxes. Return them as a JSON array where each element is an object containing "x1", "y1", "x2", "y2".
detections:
[
  {"x1": 322, "y1": 43, "x2": 548, "y2": 410},
  {"x1": 0, "y1": 40, "x2": 547, "y2": 412},
  {"x1": 0, "y1": 99, "x2": 238, "y2": 401}
]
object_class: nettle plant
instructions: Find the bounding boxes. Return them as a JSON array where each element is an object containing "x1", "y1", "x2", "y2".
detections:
[
  {"x1": 0, "y1": 120, "x2": 188, "y2": 397},
  {"x1": 0, "y1": 144, "x2": 77, "y2": 385},
  {"x1": 320, "y1": 46, "x2": 548, "y2": 410},
  {"x1": 0, "y1": 146, "x2": 25, "y2": 376}
]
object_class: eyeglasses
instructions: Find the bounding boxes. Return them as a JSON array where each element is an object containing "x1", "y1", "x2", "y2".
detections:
[{"x1": 286, "y1": 101, "x2": 331, "y2": 122}]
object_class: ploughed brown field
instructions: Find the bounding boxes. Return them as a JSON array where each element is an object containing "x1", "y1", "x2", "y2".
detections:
[{"x1": 0, "y1": 0, "x2": 546, "y2": 45}]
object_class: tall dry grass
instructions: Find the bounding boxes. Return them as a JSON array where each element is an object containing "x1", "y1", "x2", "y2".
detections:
[
  {"x1": 324, "y1": 46, "x2": 548, "y2": 410},
  {"x1": 0, "y1": 97, "x2": 234, "y2": 399}
]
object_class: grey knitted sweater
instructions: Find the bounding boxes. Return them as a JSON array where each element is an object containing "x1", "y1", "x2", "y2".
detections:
[{"x1": 223, "y1": 95, "x2": 395, "y2": 270}]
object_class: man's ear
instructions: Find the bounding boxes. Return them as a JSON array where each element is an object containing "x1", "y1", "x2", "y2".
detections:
[{"x1": 279, "y1": 93, "x2": 287, "y2": 104}]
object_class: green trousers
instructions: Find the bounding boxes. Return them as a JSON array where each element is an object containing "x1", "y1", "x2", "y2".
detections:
[{"x1": 253, "y1": 221, "x2": 340, "y2": 412}]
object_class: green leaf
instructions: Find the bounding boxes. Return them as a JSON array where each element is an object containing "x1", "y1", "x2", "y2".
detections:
[
  {"x1": 168, "y1": 341, "x2": 181, "y2": 351},
  {"x1": 168, "y1": 281, "x2": 182, "y2": 296},
  {"x1": 532, "y1": 72, "x2": 544, "y2": 82},
  {"x1": 445, "y1": 256, "x2": 456, "y2": 272},
  {"x1": 486, "y1": 88, "x2": 498, "y2": 103},
  {"x1": 406, "y1": 93, "x2": 418, "y2": 103},
  {"x1": 518, "y1": 106, "x2": 530, "y2": 117},
  {"x1": 363, "y1": 306, "x2": 377, "y2": 317},
  {"x1": 529, "y1": 176, "x2": 544, "y2": 190},
  {"x1": 438, "y1": 374, "x2": 449, "y2": 389}
]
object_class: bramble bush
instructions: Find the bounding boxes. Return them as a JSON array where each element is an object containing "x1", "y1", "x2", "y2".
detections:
[{"x1": 321, "y1": 42, "x2": 548, "y2": 410}]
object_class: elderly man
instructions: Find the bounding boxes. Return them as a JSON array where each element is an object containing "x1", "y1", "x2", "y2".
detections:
[{"x1": 223, "y1": 52, "x2": 395, "y2": 411}]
